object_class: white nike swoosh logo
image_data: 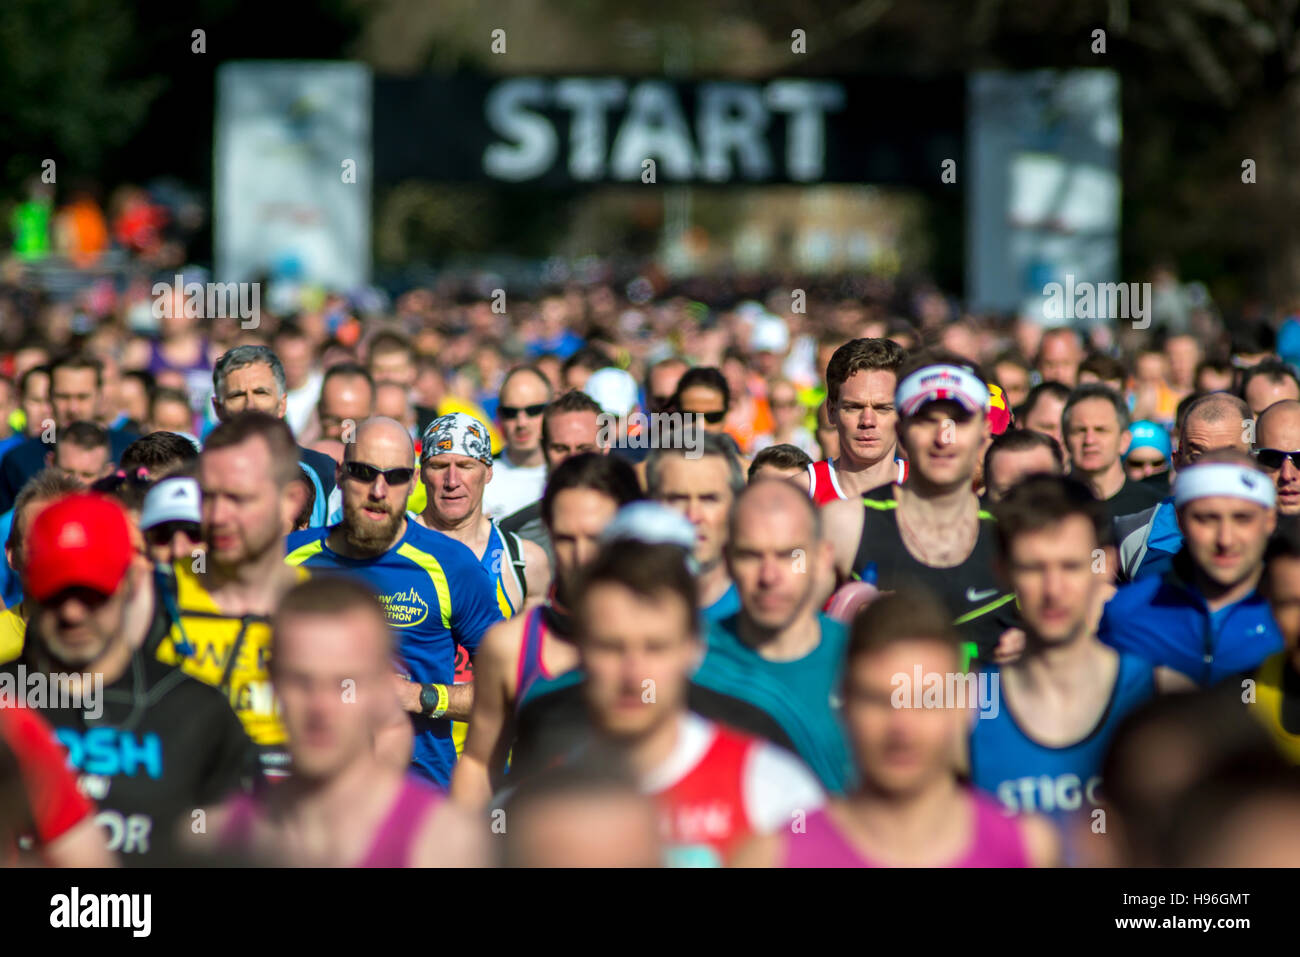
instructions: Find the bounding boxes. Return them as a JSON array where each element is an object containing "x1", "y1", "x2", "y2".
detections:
[{"x1": 965, "y1": 587, "x2": 999, "y2": 603}]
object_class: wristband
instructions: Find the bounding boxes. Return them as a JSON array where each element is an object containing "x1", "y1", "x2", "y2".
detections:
[{"x1": 419, "y1": 683, "x2": 449, "y2": 719}]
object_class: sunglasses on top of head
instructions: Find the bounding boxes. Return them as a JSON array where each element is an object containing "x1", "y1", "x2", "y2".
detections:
[{"x1": 343, "y1": 461, "x2": 415, "y2": 485}]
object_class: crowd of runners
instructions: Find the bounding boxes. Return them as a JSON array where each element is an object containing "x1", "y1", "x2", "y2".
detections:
[{"x1": 1, "y1": 260, "x2": 1300, "y2": 867}]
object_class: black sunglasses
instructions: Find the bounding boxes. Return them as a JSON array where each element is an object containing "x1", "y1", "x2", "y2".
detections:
[
  {"x1": 343, "y1": 461, "x2": 415, "y2": 485},
  {"x1": 500, "y1": 403, "x2": 547, "y2": 420},
  {"x1": 1255, "y1": 448, "x2": 1300, "y2": 470},
  {"x1": 685, "y1": 409, "x2": 727, "y2": 425},
  {"x1": 146, "y1": 521, "x2": 201, "y2": 546}
]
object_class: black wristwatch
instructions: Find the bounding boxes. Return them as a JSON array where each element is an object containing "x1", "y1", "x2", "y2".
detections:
[{"x1": 419, "y1": 683, "x2": 448, "y2": 719}]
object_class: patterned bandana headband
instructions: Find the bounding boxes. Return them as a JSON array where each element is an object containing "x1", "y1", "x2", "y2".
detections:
[
  {"x1": 421, "y1": 412, "x2": 494, "y2": 466},
  {"x1": 1173, "y1": 463, "x2": 1276, "y2": 510}
]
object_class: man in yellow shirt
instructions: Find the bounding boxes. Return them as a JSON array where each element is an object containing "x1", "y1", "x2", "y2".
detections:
[{"x1": 154, "y1": 412, "x2": 309, "y2": 781}]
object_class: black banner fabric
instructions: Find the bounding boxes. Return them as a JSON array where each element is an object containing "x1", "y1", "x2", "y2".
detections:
[{"x1": 373, "y1": 74, "x2": 964, "y2": 188}]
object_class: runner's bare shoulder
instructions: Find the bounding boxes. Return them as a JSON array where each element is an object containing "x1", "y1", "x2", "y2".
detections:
[
  {"x1": 476, "y1": 614, "x2": 530, "y2": 692},
  {"x1": 1017, "y1": 812, "x2": 1062, "y2": 868}
]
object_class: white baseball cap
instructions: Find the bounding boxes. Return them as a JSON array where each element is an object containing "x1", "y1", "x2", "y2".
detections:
[
  {"x1": 600, "y1": 501, "x2": 695, "y2": 550},
  {"x1": 600, "y1": 502, "x2": 699, "y2": 574},
  {"x1": 583, "y1": 367, "x2": 640, "y2": 418},
  {"x1": 140, "y1": 477, "x2": 201, "y2": 530}
]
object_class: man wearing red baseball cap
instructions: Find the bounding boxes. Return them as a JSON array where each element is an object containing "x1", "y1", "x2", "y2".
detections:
[
  {"x1": 3, "y1": 492, "x2": 254, "y2": 864},
  {"x1": 22, "y1": 494, "x2": 135, "y2": 662}
]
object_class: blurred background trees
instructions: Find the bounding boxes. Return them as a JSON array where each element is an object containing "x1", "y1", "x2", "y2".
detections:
[{"x1": 3, "y1": 0, "x2": 1300, "y2": 308}]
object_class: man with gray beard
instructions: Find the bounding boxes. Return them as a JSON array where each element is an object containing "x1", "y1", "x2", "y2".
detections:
[{"x1": 286, "y1": 417, "x2": 504, "y2": 790}]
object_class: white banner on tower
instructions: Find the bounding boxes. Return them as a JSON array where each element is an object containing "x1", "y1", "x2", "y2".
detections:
[
  {"x1": 215, "y1": 61, "x2": 372, "y2": 288},
  {"x1": 967, "y1": 70, "x2": 1121, "y2": 323}
]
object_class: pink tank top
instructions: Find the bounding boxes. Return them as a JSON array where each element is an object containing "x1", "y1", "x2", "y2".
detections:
[
  {"x1": 222, "y1": 774, "x2": 443, "y2": 867},
  {"x1": 782, "y1": 791, "x2": 1031, "y2": 868}
]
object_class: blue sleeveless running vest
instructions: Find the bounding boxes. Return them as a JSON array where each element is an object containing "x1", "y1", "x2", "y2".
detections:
[{"x1": 969, "y1": 651, "x2": 1154, "y2": 818}]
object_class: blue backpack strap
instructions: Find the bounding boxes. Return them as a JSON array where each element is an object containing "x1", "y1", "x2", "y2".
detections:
[{"x1": 298, "y1": 460, "x2": 328, "y2": 528}]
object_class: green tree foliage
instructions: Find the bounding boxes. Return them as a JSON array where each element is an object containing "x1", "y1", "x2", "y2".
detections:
[{"x1": 0, "y1": 0, "x2": 163, "y2": 188}]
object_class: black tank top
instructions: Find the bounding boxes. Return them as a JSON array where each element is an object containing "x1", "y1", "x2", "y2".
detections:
[{"x1": 852, "y1": 484, "x2": 1016, "y2": 657}]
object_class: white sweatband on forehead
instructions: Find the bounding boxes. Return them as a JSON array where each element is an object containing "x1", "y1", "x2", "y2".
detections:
[
  {"x1": 895, "y1": 364, "x2": 990, "y2": 418},
  {"x1": 1174, "y1": 463, "x2": 1277, "y2": 510}
]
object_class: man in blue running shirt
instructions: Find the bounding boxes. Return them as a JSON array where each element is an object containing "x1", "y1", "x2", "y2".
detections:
[
  {"x1": 1101, "y1": 450, "x2": 1283, "y2": 688},
  {"x1": 286, "y1": 417, "x2": 504, "y2": 790},
  {"x1": 968, "y1": 476, "x2": 1155, "y2": 823}
]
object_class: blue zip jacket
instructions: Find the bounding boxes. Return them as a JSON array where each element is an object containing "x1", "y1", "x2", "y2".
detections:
[
  {"x1": 1133, "y1": 497, "x2": 1182, "y2": 580},
  {"x1": 1099, "y1": 550, "x2": 1282, "y2": 687}
]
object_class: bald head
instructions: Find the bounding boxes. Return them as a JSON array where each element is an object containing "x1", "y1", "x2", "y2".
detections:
[
  {"x1": 727, "y1": 477, "x2": 828, "y2": 634},
  {"x1": 1184, "y1": 392, "x2": 1251, "y2": 429},
  {"x1": 346, "y1": 416, "x2": 415, "y2": 464},
  {"x1": 501, "y1": 777, "x2": 661, "y2": 867},
  {"x1": 1255, "y1": 400, "x2": 1300, "y2": 515},
  {"x1": 1256, "y1": 400, "x2": 1300, "y2": 447},
  {"x1": 1179, "y1": 393, "x2": 1251, "y2": 467},
  {"x1": 730, "y1": 475, "x2": 821, "y2": 545}
]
